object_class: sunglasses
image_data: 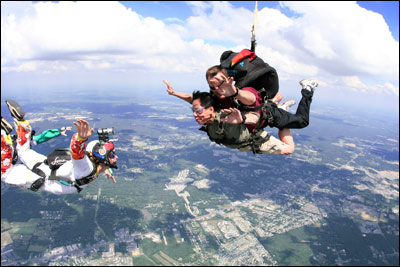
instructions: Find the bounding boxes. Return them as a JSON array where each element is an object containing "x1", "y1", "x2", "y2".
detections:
[{"x1": 209, "y1": 80, "x2": 225, "y2": 91}]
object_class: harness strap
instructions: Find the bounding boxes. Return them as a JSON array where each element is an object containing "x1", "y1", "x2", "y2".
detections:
[
  {"x1": 263, "y1": 101, "x2": 276, "y2": 128},
  {"x1": 246, "y1": 100, "x2": 275, "y2": 154},
  {"x1": 249, "y1": 130, "x2": 271, "y2": 154},
  {"x1": 200, "y1": 123, "x2": 270, "y2": 154},
  {"x1": 236, "y1": 99, "x2": 275, "y2": 131},
  {"x1": 47, "y1": 157, "x2": 98, "y2": 193},
  {"x1": 30, "y1": 162, "x2": 46, "y2": 191},
  {"x1": 75, "y1": 174, "x2": 97, "y2": 186},
  {"x1": 32, "y1": 162, "x2": 46, "y2": 179},
  {"x1": 11, "y1": 135, "x2": 19, "y2": 164}
]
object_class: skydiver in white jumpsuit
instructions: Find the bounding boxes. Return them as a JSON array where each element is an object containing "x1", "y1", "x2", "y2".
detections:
[{"x1": 1, "y1": 100, "x2": 118, "y2": 195}]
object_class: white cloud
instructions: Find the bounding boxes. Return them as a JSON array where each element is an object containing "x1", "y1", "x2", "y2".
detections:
[
  {"x1": 182, "y1": 1, "x2": 398, "y2": 94},
  {"x1": 278, "y1": 1, "x2": 399, "y2": 82},
  {"x1": 1, "y1": 1, "x2": 219, "y2": 75},
  {"x1": 185, "y1": 1, "x2": 252, "y2": 45},
  {"x1": 254, "y1": 45, "x2": 319, "y2": 81},
  {"x1": 1, "y1": 1, "x2": 398, "y2": 98},
  {"x1": 324, "y1": 76, "x2": 399, "y2": 97}
]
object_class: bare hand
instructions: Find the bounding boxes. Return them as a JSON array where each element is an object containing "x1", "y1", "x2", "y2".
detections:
[
  {"x1": 60, "y1": 126, "x2": 72, "y2": 136},
  {"x1": 73, "y1": 120, "x2": 94, "y2": 139},
  {"x1": 210, "y1": 76, "x2": 236, "y2": 98},
  {"x1": 105, "y1": 169, "x2": 117, "y2": 183},
  {"x1": 220, "y1": 108, "x2": 243, "y2": 124},
  {"x1": 163, "y1": 80, "x2": 174, "y2": 95},
  {"x1": 223, "y1": 77, "x2": 237, "y2": 97}
]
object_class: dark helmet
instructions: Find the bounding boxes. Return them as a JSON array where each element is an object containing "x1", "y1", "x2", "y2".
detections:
[{"x1": 86, "y1": 140, "x2": 117, "y2": 169}]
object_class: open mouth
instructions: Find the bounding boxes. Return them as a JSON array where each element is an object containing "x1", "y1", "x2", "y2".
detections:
[{"x1": 195, "y1": 118, "x2": 204, "y2": 125}]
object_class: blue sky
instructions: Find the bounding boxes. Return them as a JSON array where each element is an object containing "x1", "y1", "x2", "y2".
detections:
[
  {"x1": 358, "y1": 1, "x2": 399, "y2": 41},
  {"x1": 119, "y1": 1, "x2": 399, "y2": 41},
  {"x1": 1, "y1": 1, "x2": 399, "y2": 114}
]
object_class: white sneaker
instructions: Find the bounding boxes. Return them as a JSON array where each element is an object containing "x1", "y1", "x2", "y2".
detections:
[
  {"x1": 278, "y1": 100, "x2": 296, "y2": 111},
  {"x1": 300, "y1": 79, "x2": 318, "y2": 92}
]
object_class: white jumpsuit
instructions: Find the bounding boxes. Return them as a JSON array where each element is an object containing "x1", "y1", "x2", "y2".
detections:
[{"x1": 1, "y1": 128, "x2": 96, "y2": 195}]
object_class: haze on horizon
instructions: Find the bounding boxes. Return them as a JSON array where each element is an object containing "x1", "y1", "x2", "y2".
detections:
[{"x1": 1, "y1": 1, "x2": 399, "y2": 115}]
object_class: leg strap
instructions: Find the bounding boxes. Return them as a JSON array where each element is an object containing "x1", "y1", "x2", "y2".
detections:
[
  {"x1": 30, "y1": 162, "x2": 46, "y2": 192},
  {"x1": 30, "y1": 178, "x2": 45, "y2": 192}
]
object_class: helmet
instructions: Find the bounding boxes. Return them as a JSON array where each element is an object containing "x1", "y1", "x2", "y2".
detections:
[{"x1": 86, "y1": 140, "x2": 117, "y2": 169}]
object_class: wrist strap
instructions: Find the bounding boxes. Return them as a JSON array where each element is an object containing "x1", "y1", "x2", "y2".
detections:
[
  {"x1": 75, "y1": 134, "x2": 88, "y2": 141},
  {"x1": 231, "y1": 87, "x2": 239, "y2": 98},
  {"x1": 241, "y1": 115, "x2": 247, "y2": 124}
]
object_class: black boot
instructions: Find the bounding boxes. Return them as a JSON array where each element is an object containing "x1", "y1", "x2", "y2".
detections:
[
  {"x1": 6, "y1": 99, "x2": 25, "y2": 121},
  {"x1": 1, "y1": 116, "x2": 14, "y2": 135}
]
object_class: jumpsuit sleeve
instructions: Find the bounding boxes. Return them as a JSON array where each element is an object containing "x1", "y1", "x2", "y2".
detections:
[
  {"x1": 69, "y1": 133, "x2": 96, "y2": 180},
  {"x1": 70, "y1": 133, "x2": 88, "y2": 160},
  {"x1": 32, "y1": 129, "x2": 61, "y2": 144}
]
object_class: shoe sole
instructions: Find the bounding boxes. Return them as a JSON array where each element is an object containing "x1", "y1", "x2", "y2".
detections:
[
  {"x1": 282, "y1": 100, "x2": 296, "y2": 106},
  {"x1": 6, "y1": 99, "x2": 25, "y2": 121},
  {"x1": 300, "y1": 80, "x2": 318, "y2": 89},
  {"x1": 1, "y1": 116, "x2": 14, "y2": 135},
  {"x1": 299, "y1": 80, "x2": 309, "y2": 89},
  {"x1": 279, "y1": 100, "x2": 297, "y2": 111}
]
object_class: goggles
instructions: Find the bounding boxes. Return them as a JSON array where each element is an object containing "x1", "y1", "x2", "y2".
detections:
[
  {"x1": 192, "y1": 106, "x2": 210, "y2": 114},
  {"x1": 108, "y1": 151, "x2": 117, "y2": 159}
]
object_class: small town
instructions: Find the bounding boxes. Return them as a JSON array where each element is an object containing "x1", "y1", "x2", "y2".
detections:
[{"x1": 2, "y1": 104, "x2": 399, "y2": 266}]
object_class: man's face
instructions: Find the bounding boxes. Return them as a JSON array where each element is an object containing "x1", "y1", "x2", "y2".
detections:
[
  {"x1": 207, "y1": 72, "x2": 228, "y2": 99},
  {"x1": 192, "y1": 99, "x2": 214, "y2": 125},
  {"x1": 108, "y1": 149, "x2": 118, "y2": 165}
]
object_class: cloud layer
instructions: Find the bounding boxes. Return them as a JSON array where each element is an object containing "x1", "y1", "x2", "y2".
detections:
[{"x1": 1, "y1": 1, "x2": 399, "y2": 96}]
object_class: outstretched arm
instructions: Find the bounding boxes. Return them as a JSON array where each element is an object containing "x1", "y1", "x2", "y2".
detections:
[
  {"x1": 31, "y1": 126, "x2": 72, "y2": 145},
  {"x1": 163, "y1": 80, "x2": 193, "y2": 103},
  {"x1": 73, "y1": 119, "x2": 94, "y2": 140},
  {"x1": 105, "y1": 168, "x2": 116, "y2": 183},
  {"x1": 32, "y1": 129, "x2": 61, "y2": 145},
  {"x1": 70, "y1": 120, "x2": 94, "y2": 160}
]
